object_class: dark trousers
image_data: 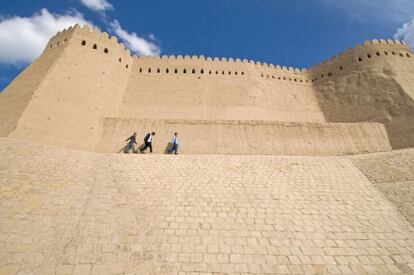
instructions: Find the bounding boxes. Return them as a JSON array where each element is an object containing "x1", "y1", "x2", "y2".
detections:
[
  {"x1": 141, "y1": 141, "x2": 152, "y2": 153},
  {"x1": 171, "y1": 143, "x2": 178, "y2": 154}
]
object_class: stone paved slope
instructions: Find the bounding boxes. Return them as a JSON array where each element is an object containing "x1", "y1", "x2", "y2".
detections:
[
  {"x1": 349, "y1": 149, "x2": 414, "y2": 227},
  {"x1": 0, "y1": 138, "x2": 413, "y2": 274}
]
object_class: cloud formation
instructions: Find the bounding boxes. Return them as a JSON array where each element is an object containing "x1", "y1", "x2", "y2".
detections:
[
  {"x1": 109, "y1": 20, "x2": 160, "y2": 56},
  {"x1": 78, "y1": 0, "x2": 161, "y2": 56},
  {"x1": 0, "y1": 6, "x2": 161, "y2": 65},
  {"x1": 0, "y1": 9, "x2": 94, "y2": 65},
  {"x1": 395, "y1": 18, "x2": 414, "y2": 48},
  {"x1": 79, "y1": 0, "x2": 113, "y2": 12},
  {"x1": 320, "y1": 0, "x2": 414, "y2": 24}
]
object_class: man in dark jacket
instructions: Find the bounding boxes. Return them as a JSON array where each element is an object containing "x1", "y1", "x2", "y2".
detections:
[
  {"x1": 124, "y1": 132, "x2": 138, "y2": 153},
  {"x1": 140, "y1": 132, "x2": 155, "y2": 153}
]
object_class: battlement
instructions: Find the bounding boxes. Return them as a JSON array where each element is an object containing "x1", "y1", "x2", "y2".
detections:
[
  {"x1": 128, "y1": 52, "x2": 311, "y2": 85},
  {"x1": 131, "y1": 53, "x2": 306, "y2": 71},
  {"x1": 44, "y1": 24, "x2": 133, "y2": 70},
  {"x1": 43, "y1": 25, "x2": 311, "y2": 82},
  {"x1": 309, "y1": 39, "x2": 413, "y2": 83},
  {"x1": 42, "y1": 25, "x2": 414, "y2": 86},
  {"x1": 46, "y1": 25, "x2": 76, "y2": 49}
]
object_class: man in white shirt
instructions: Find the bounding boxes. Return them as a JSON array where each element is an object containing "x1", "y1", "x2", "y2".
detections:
[{"x1": 140, "y1": 132, "x2": 155, "y2": 153}]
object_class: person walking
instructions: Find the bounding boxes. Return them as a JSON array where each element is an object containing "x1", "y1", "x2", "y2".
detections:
[
  {"x1": 124, "y1": 132, "x2": 138, "y2": 153},
  {"x1": 171, "y1": 132, "x2": 179, "y2": 154},
  {"x1": 140, "y1": 132, "x2": 155, "y2": 153}
]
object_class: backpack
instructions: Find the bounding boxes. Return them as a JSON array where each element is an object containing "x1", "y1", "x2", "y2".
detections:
[{"x1": 144, "y1": 133, "x2": 150, "y2": 142}]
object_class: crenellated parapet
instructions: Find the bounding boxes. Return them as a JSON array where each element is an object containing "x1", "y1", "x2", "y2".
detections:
[
  {"x1": 309, "y1": 39, "x2": 413, "y2": 83},
  {"x1": 73, "y1": 25, "x2": 132, "y2": 57},
  {"x1": 44, "y1": 24, "x2": 133, "y2": 70},
  {"x1": 41, "y1": 25, "x2": 413, "y2": 86},
  {"x1": 129, "y1": 53, "x2": 310, "y2": 84},
  {"x1": 43, "y1": 25, "x2": 312, "y2": 84},
  {"x1": 44, "y1": 25, "x2": 77, "y2": 52},
  {"x1": 131, "y1": 54, "x2": 251, "y2": 77}
]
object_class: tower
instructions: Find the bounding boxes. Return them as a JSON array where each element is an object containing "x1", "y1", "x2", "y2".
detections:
[{"x1": 0, "y1": 25, "x2": 132, "y2": 150}]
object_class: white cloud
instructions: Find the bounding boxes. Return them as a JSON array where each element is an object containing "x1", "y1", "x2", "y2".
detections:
[
  {"x1": 109, "y1": 20, "x2": 160, "y2": 56},
  {"x1": 319, "y1": 0, "x2": 414, "y2": 24},
  {"x1": 395, "y1": 18, "x2": 414, "y2": 48},
  {"x1": 79, "y1": 0, "x2": 113, "y2": 12},
  {"x1": 0, "y1": 8, "x2": 161, "y2": 64},
  {"x1": 0, "y1": 9, "x2": 94, "y2": 65}
]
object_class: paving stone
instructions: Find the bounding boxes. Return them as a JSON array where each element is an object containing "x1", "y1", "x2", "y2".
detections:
[{"x1": 0, "y1": 138, "x2": 413, "y2": 274}]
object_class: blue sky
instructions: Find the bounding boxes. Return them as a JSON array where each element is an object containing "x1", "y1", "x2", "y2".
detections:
[{"x1": 0, "y1": 0, "x2": 414, "y2": 91}]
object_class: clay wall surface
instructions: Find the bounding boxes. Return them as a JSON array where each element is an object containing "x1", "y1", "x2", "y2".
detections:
[
  {"x1": 118, "y1": 56, "x2": 325, "y2": 122},
  {"x1": 8, "y1": 25, "x2": 132, "y2": 151},
  {"x1": 310, "y1": 40, "x2": 414, "y2": 149},
  {"x1": 97, "y1": 118, "x2": 391, "y2": 155},
  {"x1": 0, "y1": 30, "x2": 70, "y2": 136}
]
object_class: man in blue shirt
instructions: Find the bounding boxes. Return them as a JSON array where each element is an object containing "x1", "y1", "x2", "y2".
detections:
[{"x1": 171, "y1": 132, "x2": 179, "y2": 154}]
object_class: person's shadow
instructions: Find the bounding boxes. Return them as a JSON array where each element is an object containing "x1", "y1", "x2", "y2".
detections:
[
  {"x1": 164, "y1": 142, "x2": 173, "y2": 154},
  {"x1": 118, "y1": 143, "x2": 174, "y2": 154},
  {"x1": 118, "y1": 144, "x2": 129, "y2": 153},
  {"x1": 118, "y1": 143, "x2": 146, "y2": 154},
  {"x1": 138, "y1": 143, "x2": 146, "y2": 153}
]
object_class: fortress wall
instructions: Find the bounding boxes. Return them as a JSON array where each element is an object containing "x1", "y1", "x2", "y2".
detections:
[
  {"x1": 9, "y1": 25, "x2": 133, "y2": 151},
  {"x1": 118, "y1": 55, "x2": 325, "y2": 122},
  {"x1": 0, "y1": 28, "x2": 75, "y2": 137},
  {"x1": 1, "y1": 24, "x2": 412, "y2": 154},
  {"x1": 310, "y1": 40, "x2": 414, "y2": 149},
  {"x1": 97, "y1": 118, "x2": 391, "y2": 155}
]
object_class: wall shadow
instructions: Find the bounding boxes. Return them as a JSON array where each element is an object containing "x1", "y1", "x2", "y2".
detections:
[{"x1": 313, "y1": 72, "x2": 414, "y2": 149}]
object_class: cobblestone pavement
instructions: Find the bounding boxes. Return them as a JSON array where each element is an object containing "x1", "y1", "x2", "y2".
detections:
[
  {"x1": 349, "y1": 150, "x2": 414, "y2": 227},
  {"x1": 0, "y1": 138, "x2": 413, "y2": 275}
]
